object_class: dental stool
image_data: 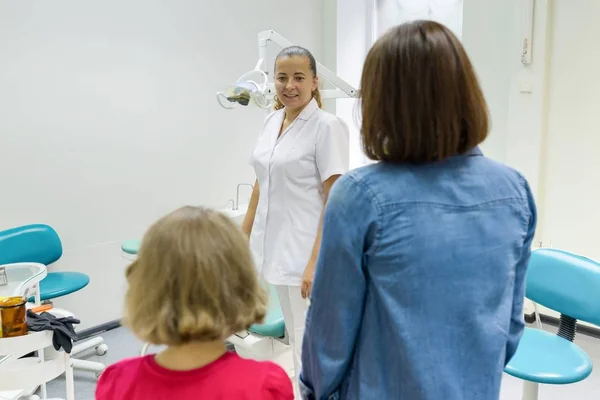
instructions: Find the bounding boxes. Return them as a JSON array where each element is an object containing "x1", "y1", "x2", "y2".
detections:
[
  {"x1": 0, "y1": 224, "x2": 108, "y2": 378},
  {"x1": 120, "y1": 239, "x2": 140, "y2": 261},
  {"x1": 227, "y1": 283, "x2": 288, "y2": 360},
  {"x1": 504, "y1": 248, "x2": 600, "y2": 400},
  {"x1": 121, "y1": 239, "x2": 288, "y2": 360}
]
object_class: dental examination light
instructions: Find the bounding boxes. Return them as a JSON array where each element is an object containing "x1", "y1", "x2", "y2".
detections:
[{"x1": 216, "y1": 30, "x2": 359, "y2": 109}]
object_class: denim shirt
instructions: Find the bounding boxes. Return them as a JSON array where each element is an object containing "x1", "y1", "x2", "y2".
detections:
[{"x1": 300, "y1": 148, "x2": 537, "y2": 400}]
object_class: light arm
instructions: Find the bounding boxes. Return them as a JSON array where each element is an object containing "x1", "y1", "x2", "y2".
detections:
[
  {"x1": 217, "y1": 30, "x2": 358, "y2": 109},
  {"x1": 257, "y1": 30, "x2": 358, "y2": 100}
]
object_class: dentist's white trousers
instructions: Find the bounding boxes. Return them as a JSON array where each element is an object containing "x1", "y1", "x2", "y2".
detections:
[{"x1": 275, "y1": 285, "x2": 309, "y2": 397}]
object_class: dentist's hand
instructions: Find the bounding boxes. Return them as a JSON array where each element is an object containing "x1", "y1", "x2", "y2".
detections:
[{"x1": 301, "y1": 260, "x2": 316, "y2": 299}]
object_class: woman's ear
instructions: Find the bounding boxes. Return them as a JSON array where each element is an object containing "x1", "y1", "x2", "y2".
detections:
[{"x1": 312, "y1": 75, "x2": 319, "y2": 92}]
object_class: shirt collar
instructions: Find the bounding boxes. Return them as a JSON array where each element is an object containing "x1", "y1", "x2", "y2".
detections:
[
  {"x1": 466, "y1": 146, "x2": 483, "y2": 157},
  {"x1": 291, "y1": 98, "x2": 319, "y2": 121}
]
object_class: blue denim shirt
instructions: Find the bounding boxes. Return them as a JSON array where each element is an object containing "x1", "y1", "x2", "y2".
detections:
[{"x1": 300, "y1": 148, "x2": 537, "y2": 400}]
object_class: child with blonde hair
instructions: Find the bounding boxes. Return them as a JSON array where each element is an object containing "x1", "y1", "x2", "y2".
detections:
[{"x1": 96, "y1": 206, "x2": 293, "y2": 400}]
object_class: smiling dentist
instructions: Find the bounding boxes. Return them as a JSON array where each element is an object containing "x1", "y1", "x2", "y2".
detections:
[{"x1": 241, "y1": 45, "x2": 349, "y2": 391}]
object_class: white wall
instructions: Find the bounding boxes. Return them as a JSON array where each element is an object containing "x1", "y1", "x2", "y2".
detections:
[
  {"x1": 540, "y1": 0, "x2": 600, "y2": 259},
  {"x1": 0, "y1": 0, "x2": 324, "y2": 329},
  {"x1": 321, "y1": 0, "x2": 338, "y2": 114},
  {"x1": 376, "y1": 0, "x2": 463, "y2": 39},
  {"x1": 465, "y1": 0, "x2": 600, "y2": 327},
  {"x1": 462, "y1": 0, "x2": 515, "y2": 163},
  {"x1": 336, "y1": 0, "x2": 372, "y2": 168},
  {"x1": 339, "y1": 0, "x2": 511, "y2": 167},
  {"x1": 532, "y1": 0, "x2": 600, "y2": 328},
  {"x1": 504, "y1": 0, "x2": 553, "y2": 215}
]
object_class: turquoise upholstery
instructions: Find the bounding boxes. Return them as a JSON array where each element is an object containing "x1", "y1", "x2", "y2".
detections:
[
  {"x1": 120, "y1": 238, "x2": 286, "y2": 338},
  {"x1": 121, "y1": 239, "x2": 141, "y2": 255},
  {"x1": 0, "y1": 224, "x2": 90, "y2": 301},
  {"x1": 525, "y1": 249, "x2": 600, "y2": 326},
  {"x1": 39, "y1": 272, "x2": 90, "y2": 301},
  {"x1": 505, "y1": 248, "x2": 600, "y2": 386},
  {"x1": 0, "y1": 224, "x2": 62, "y2": 265},
  {"x1": 505, "y1": 328, "x2": 592, "y2": 384},
  {"x1": 249, "y1": 284, "x2": 286, "y2": 338}
]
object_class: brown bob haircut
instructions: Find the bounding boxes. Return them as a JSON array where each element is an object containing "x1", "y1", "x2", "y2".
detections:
[
  {"x1": 124, "y1": 206, "x2": 267, "y2": 346},
  {"x1": 360, "y1": 20, "x2": 489, "y2": 164}
]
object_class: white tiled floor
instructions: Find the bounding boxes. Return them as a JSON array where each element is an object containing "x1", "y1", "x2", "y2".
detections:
[{"x1": 45, "y1": 323, "x2": 600, "y2": 399}]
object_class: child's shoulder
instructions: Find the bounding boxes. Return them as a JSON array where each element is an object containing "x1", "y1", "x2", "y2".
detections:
[
  {"x1": 99, "y1": 356, "x2": 148, "y2": 381},
  {"x1": 221, "y1": 353, "x2": 293, "y2": 398},
  {"x1": 221, "y1": 352, "x2": 286, "y2": 376},
  {"x1": 96, "y1": 356, "x2": 148, "y2": 399},
  {"x1": 103, "y1": 355, "x2": 147, "y2": 375},
  {"x1": 224, "y1": 352, "x2": 274, "y2": 367}
]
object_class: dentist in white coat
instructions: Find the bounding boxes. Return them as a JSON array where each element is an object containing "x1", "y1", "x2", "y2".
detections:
[{"x1": 241, "y1": 45, "x2": 349, "y2": 390}]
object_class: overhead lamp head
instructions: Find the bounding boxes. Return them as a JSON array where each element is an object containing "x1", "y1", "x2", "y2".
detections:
[{"x1": 216, "y1": 69, "x2": 273, "y2": 110}]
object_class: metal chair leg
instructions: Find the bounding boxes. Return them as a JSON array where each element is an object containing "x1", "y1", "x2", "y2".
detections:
[
  {"x1": 65, "y1": 352, "x2": 75, "y2": 400},
  {"x1": 140, "y1": 343, "x2": 150, "y2": 356},
  {"x1": 522, "y1": 381, "x2": 539, "y2": 400},
  {"x1": 532, "y1": 301, "x2": 543, "y2": 329}
]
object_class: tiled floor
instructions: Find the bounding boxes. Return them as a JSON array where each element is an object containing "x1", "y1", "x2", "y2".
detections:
[{"x1": 44, "y1": 323, "x2": 600, "y2": 399}]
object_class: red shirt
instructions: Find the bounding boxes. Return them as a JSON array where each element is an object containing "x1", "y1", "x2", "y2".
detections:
[{"x1": 95, "y1": 352, "x2": 294, "y2": 400}]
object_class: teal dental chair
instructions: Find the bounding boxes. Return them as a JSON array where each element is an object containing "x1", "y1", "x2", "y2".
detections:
[
  {"x1": 121, "y1": 239, "x2": 141, "y2": 259},
  {"x1": 0, "y1": 224, "x2": 108, "y2": 378},
  {"x1": 121, "y1": 239, "x2": 287, "y2": 358},
  {"x1": 504, "y1": 248, "x2": 600, "y2": 399}
]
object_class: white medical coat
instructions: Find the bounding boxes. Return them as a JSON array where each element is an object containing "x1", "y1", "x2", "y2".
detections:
[{"x1": 249, "y1": 99, "x2": 350, "y2": 286}]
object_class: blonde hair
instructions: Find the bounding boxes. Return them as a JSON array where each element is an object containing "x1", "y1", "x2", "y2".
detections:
[
  {"x1": 273, "y1": 45, "x2": 323, "y2": 111},
  {"x1": 124, "y1": 206, "x2": 267, "y2": 346}
]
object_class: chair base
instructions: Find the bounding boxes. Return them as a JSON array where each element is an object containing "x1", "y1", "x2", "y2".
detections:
[
  {"x1": 45, "y1": 308, "x2": 107, "y2": 378},
  {"x1": 72, "y1": 358, "x2": 105, "y2": 375},
  {"x1": 140, "y1": 342, "x2": 151, "y2": 356},
  {"x1": 71, "y1": 336, "x2": 107, "y2": 377},
  {"x1": 522, "y1": 381, "x2": 539, "y2": 400},
  {"x1": 121, "y1": 251, "x2": 137, "y2": 261},
  {"x1": 227, "y1": 331, "x2": 288, "y2": 361}
]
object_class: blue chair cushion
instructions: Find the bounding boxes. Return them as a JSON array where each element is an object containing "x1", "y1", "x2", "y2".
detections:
[
  {"x1": 248, "y1": 284, "x2": 285, "y2": 338},
  {"x1": 39, "y1": 272, "x2": 90, "y2": 301},
  {"x1": 122, "y1": 239, "x2": 141, "y2": 255},
  {"x1": 505, "y1": 327, "x2": 593, "y2": 384}
]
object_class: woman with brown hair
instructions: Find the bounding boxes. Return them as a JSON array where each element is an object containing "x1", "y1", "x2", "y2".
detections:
[{"x1": 300, "y1": 21, "x2": 537, "y2": 399}]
